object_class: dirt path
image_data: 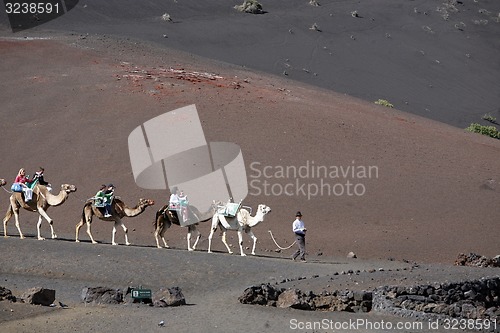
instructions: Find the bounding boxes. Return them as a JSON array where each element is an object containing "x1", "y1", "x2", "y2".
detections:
[{"x1": 0, "y1": 237, "x2": 497, "y2": 332}]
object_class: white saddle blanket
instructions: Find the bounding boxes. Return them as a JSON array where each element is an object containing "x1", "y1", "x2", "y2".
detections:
[
  {"x1": 217, "y1": 214, "x2": 232, "y2": 229},
  {"x1": 217, "y1": 202, "x2": 241, "y2": 217}
]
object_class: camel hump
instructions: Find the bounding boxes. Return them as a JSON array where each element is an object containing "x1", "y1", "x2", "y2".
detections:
[{"x1": 237, "y1": 209, "x2": 250, "y2": 224}]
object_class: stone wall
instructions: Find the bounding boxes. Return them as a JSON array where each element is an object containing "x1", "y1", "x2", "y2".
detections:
[
  {"x1": 239, "y1": 276, "x2": 500, "y2": 324},
  {"x1": 239, "y1": 284, "x2": 372, "y2": 312},
  {"x1": 373, "y1": 277, "x2": 500, "y2": 322}
]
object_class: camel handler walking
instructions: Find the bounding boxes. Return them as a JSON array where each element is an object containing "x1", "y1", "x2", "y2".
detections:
[{"x1": 291, "y1": 211, "x2": 307, "y2": 262}]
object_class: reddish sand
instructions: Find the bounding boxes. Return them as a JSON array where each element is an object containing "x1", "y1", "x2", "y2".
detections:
[
  {"x1": 0, "y1": 36, "x2": 499, "y2": 264},
  {"x1": 1, "y1": 3, "x2": 500, "y2": 332}
]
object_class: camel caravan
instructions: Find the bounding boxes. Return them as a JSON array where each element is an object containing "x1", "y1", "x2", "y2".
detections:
[{"x1": 1, "y1": 173, "x2": 272, "y2": 256}]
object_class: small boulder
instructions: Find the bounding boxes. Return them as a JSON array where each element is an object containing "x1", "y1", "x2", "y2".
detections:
[
  {"x1": 153, "y1": 287, "x2": 186, "y2": 307},
  {"x1": 277, "y1": 289, "x2": 312, "y2": 310},
  {"x1": 454, "y1": 253, "x2": 500, "y2": 267},
  {"x1": 238, "y1": 284, "x2": 282, "y2": 306},
  {"x1": 22, "y1": 287, "x2": 55, "y2": 306},
  {"x1": 81, "y1": 287, "x2": 123, "y2": 304},
  {"x1": 347, "y1": 251, "x2": 357, "y2": 259},
  {"x1": 0, "y1": 286, "x2": 16, "y2": 302}
]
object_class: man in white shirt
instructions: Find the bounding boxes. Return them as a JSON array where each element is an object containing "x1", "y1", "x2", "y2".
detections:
[{"x1": 292, "y1": 211, "x2": 307, "y2": 262}]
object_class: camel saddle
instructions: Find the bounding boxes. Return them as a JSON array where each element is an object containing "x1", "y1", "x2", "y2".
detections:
[
  {"x1": 92, "y1": 195, "x2": 114, "y2": 208},
  {"x1": 217, "y1": 201, "x2": 242, "y2": 217}
]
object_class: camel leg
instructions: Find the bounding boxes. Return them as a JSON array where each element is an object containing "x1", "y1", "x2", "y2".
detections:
[
  {"x1": 75, "y1": 219, "x2": 83, "y2": 242},
  {"x1": 4, "y1": 200, "x2": 24, "y2": 239},
  {"x1": 113, "y1": 218, "x2": 129, "y2": 246},
  {"x1": 159, "y1": 225, "x2": 169, "y2": 248},
  {"x1": 111, "y1": 223, "x2": 118, "y2": 245},
  {"x1": 12, "y1": 208, "x2": 24, "y2": 239},
  {"x1": 76, "y1": 217, "x2": 97, "y2": 244},
  {"x1": 121, "y1": 222, "x2": 130, "y2": 246},
  {"x1": 237, "y1": 229, "x2": 246, "y2": 256},
  {"x1": 207, "y1": 227, "x2": 215, "y2": 253},
  {"x1": 187, "y1": 225, "x2": 200, "y2": 251},
  {"x1": 86, "y1": 222, "x2": 97, "y2": 244},
  {"x1": 207, "y1": 216, "x2": 217, "y2": 253},
  {"x1": 36, "y1": 215, "x2": 45, "y2": 240},
  {"x1": 154, "y1": 220, "x2": 169, "y2": 249},
  {"x1": 2, "y1": 218, "x2": 8, "y2": 238},
  {"x1": 154, "y1": 227, "x2": 161, "y2": 248},
  {"x1": 187, "y1": 227, "x2": 193, "y2": 251},
  {"x1": 221, "y1": 230, "x2": 233, "y2": 254},
  {"x1": 248, "y1": 229, "x2": 257, "y2": 255},
  {"x1": 3, "y1": 207, "x2": 13, "y2": 238},
  {"x1": 189, "y1": 225, "x2": 201, "y2": 251},
  {"x1": 37, "y1": 207, "x2": 57, "y2": 239},
  {"x1": 154, "y1": 227, "x2": 168, "y2": 249},
  {"x1": 161, "y1": 235, "x2": 169, "y2": 248}
]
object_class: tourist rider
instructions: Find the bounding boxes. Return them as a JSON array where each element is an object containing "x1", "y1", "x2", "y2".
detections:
[
  {"x1": 103, "y1": 184, "x2": 115, "y2": 217},
  {"x1": 178, "y1": 190, "x2": 189, "y2": 222},
  {"x1": 32, "y1": 167, "x2": 51, "y2": 191},
  {"x1": 12, "y1": 168, "x2": 33, "y2": 202},
  {"x1": 169, "y1": 186, "x2": 180, "y2": 209},
  {"x1": 95, "y1": 184, "x2": 112, "y2": 217}
]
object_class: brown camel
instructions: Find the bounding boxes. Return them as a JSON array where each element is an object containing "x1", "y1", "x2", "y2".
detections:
[
  {"x1": 3, "y1": 184, "x2": 77, "y2": 240},
  {"x1": 75, "y1": 197, "x2": 154, "y2": 245},
  {"x1": 153, "y1": 201, "x2": 220, "y2": 251}
]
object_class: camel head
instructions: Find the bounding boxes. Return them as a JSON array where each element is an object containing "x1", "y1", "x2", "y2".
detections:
[
  {"x1": 61, "y1": 184, "x2": 77, "y2": 193},
  {"x1": 0, "y1": 179, "x2": 6, "y2": 187},
  {"x1": 139, "y1": 198, "x2": 155, "y2": 207},
  {"x1": 257, "y1": 204, "x2": 272, "y2": 215}
]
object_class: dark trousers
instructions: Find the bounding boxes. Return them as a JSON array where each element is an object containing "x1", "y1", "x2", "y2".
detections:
[{"x1": 292, "y1": 234, "x2": 306, "y2": 260}]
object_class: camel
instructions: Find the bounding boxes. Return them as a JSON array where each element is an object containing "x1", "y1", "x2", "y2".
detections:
[
  {"x1": 207, "y1": 204, "x2": 271, "y2": 256},
  {"x1": 75, "y1": 197, "x2": 154, "y2": 246},
  {"x1": 3, "y1": 183, "x2": 77, "y2": 240},
  {"x1": 153, "y1": 201, "x2": 220, "y2": 251}
]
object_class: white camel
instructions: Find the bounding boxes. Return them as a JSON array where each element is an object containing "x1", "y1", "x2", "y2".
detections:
[
  {"x1": 3, "y1": 184, "x2": 77, "y2": 240},
  {"x1": 207, "y1": 204, "x2": 271, "y2": 256}
]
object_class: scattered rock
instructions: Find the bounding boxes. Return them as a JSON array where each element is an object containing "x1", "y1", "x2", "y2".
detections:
[
  {"x1": 234, "y1": 0, "x2": 264, "y2": 14},
  {"x1": 240, "y1": 285, "x2": 372, "y2": 313},
  {"x1": 161, "y1": 13, "x2": 172, "y2": 22},
  {"x1": 277, "y1": 289, "x2": 312, "y2": 310},
  {"x1": 22, "y1": 287, "x2": 55, "y2": 306},
  {"x1": 455, "y1": 253, "x2": 500, "y2": 268},
  {"x1": 153, "y1": 287, "x2": 186, "y2": 307},
  {"x1": 0, "y1": 286, "x2": 16, "y2": 302},
  {"x1": 81, "y1": 287, "x2": 123, "y2": 304},
  {"x1": 239, "y1": 284, "x2": 283, "y2": 306}
]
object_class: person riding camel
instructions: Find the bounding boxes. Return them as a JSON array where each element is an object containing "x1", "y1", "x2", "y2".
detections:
[
  {"x1": 178, "y1": 190, "x2": 189, "y2": 222},
  {"x1": 103, "y1": 184, "x2": 115, "y2": 217},
  {"x1": 12, "y1": 168, "x2": 33, "y2": 202},
  {"x1": 32, "y1": 167, "x2": 51, "y2": 191},
  {"x1": 169, "y1": 187, "x2": 180, "y2": 210},
  {"x1": 95, "y1": 184, "x2": 113, "y2": 217}
]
